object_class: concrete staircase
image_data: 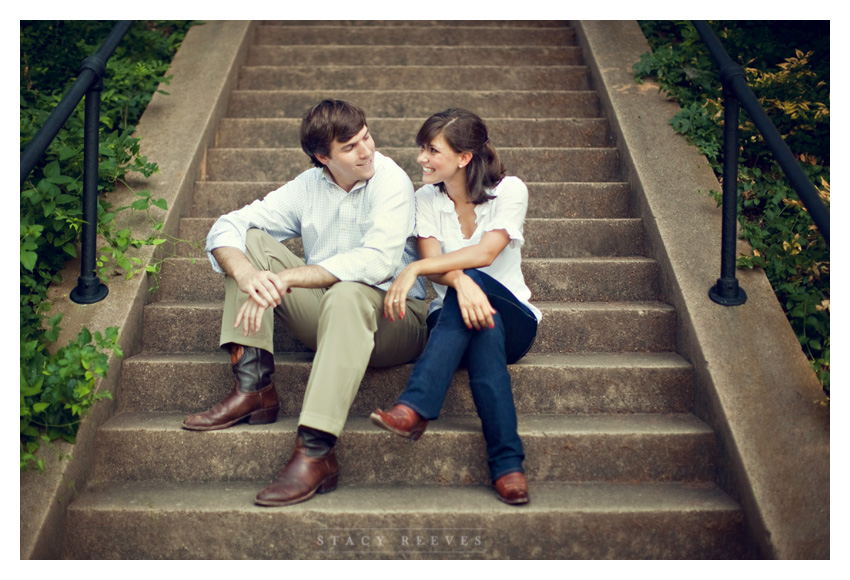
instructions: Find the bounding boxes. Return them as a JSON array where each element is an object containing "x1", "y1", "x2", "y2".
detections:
[{"x1": 63, "y1": 21, "x2": 749, "y2": 559}]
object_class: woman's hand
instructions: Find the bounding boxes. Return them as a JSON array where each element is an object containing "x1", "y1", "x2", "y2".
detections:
[
  {"x1": 384, "y1": 264, "x2": 419, "y2": 321},
  {"x1": 454, "y1": 273, "x2": 496, "y2": 330}
]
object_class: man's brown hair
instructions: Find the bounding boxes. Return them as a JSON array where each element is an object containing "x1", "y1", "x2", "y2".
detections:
[{"x1": 300, "y1": 99, "x2": 368, "y2": 168}]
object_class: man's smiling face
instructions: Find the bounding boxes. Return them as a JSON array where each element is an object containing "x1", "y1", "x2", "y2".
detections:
[{"x1": 316, "y1": 125, "x2": 376, "y2": 192}]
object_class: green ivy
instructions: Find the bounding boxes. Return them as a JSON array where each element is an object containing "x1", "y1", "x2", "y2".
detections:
[
  {"x1": 20, "y1": 21, "x2": 197, "y2": 471},
  {"x1": 20, "y1": 317, "x2": 121, "y2": 471},
  {"x1": 634, "y1": 21, "x2": 829, "y2": 395}
]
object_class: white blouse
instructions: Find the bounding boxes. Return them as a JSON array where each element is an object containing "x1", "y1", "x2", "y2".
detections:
[{"x1": 414, "y1": 176, "x2": 542, "y2": 322}]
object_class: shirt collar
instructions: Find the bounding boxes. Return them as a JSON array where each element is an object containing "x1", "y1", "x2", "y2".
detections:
[{"x1": 434, "y1": 185, "x2": 496, "y2": 218}]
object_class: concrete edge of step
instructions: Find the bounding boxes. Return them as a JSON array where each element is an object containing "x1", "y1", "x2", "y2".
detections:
[
  {"x1": 572, "y1": 20, "x2": 829, "y2": 559},
  {"x1": 21, "y1": 21, "x2": 257, "y2": 560}
]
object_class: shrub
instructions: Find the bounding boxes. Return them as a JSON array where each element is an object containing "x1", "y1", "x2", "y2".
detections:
[
  {"x1": 634, "y1": 21, "x2": 830, "y2": 394},
  {"x1": 20, "y1": 21, "x2": 196, "y2": 470}
]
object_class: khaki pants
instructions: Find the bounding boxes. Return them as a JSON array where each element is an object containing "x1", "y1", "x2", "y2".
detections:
[{"x1": 220, "y1": 229, "x2": 429, "y2": 436}]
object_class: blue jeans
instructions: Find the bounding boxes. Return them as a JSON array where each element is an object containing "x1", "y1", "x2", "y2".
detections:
[{"x1": 397, "y1": 269, "x2": 538, "y2": 482}]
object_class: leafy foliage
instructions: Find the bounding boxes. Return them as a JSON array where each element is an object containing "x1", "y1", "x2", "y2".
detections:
[
  {"x1": 20, "y1": 318, "x2": 121, "y2": 471},
  {"x1": 20, "y1": 21, "x2": 195, "y2": 470},
  {"x1": 634, "y1": 21, "x2": 829, "y2": 394}
]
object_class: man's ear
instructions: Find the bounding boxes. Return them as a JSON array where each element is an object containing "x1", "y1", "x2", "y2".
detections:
[{"x1": 315, "y1": 153, "x2": 329, "y2": 166}]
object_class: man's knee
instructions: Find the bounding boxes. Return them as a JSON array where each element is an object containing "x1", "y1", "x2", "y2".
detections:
[
  {"x1": 321, "y1": 282, "x2": 379, "y2": 316},
  {"x1": 243, "y1": 228, "x2": 270, "y2": 266}
]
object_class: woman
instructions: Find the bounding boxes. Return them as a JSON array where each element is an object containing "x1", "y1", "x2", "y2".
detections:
[{"x1": 371, "y1": 108, "x2": 542, "y2": 505}]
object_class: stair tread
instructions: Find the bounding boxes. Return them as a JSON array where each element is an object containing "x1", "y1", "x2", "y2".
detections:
[
  {"x1": 145, "y1": 300, "x2": 675, "y2": 311},
  {"x1": 71, "y1": 479, "x2": 740, "y2": 514},
  {"x1": 101, "y1": 412, "x2": 713, "y2": 436},
  {"x1": 164, "y1": 255, "x2": 658, "y2": 264},
  {"x1": 125, "y1": 350, "x2": 691, "y2": 369}
]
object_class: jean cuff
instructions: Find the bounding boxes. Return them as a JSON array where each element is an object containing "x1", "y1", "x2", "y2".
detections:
[
  {"x1": 396, "y1": 399, "x2": 434, "y2": 422},
  {"x1": 491, "y1": 466, "x2": 524, "y2": 483}
]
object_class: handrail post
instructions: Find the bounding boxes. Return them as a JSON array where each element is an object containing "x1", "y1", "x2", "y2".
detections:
[
  {"x1": 70, "y1": 56, "x2": 109, "y2": 304},
  {"x1": 709, "y1": 79, "x2": 747, "y2": 306}
]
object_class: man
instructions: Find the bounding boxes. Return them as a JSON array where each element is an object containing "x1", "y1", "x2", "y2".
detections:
[{"x1": 182, "y1": 99, "x2": 429, "y2": 507}]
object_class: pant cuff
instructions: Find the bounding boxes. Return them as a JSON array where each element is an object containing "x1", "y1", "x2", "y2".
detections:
[{"x1": 298, "y1": 411, "x2": 345, "y2": 438}]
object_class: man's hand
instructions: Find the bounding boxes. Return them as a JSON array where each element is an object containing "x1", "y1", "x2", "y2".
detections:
[
  {"x1": 213, "y1": 246, "x2": 291, "y2": 309},
  {"x1": 234, "y1": 297, "x2": 270, "y2": 336},
  {"x1": 237, "y1": 268, "x2": 292, "y2": 309}
]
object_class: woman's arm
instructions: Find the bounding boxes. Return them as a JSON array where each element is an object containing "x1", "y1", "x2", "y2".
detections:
[
  {"x1": 383, "y1": 230, "x2": 510, "y2": 328},
  {"x1": 416, "y1": 230, "x2": 510, "y2": 281}
]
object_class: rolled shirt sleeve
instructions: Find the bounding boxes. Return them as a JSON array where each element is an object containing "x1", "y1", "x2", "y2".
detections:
[{"x1": 205, "y1": 177, "x2": 305, "y2": 274}]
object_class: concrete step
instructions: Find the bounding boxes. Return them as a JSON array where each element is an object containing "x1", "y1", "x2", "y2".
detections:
[
  {"x1": 247, "y1": 45, "x2": 584, "y2": 67},
  {"x1": 227, "y1": 90, "x2": 601, "y2": 119},
  {"x1": 215, "y1": 118, "x2": 613, "y2": 149},
  {"x1": 155, "y1": 256, "x2": 661, "y2": 303},
  {"x1": 203, "y1": 147, "x2": 621, "y2": 183},
  {"x1": 237, "y1": 65, "x2": 589, "y2": 92},
  {"x1": 91, "y1": 414, "x2": 716, "y2": 484},
  {"x1": 259, "y1": 20, "x2": 572, "y2": 28},
  {"x1": 119, "y1": 351, "x2": 694, "y2": 416},
  {"x1": 140, "y1": 301, "x2": 677, "y2": 355},
  {"x1": 254, "y1": 25, "x2": 577, "y2": 47},
  {"x1": 174, "y1": 217, "x2": 646, "y2": 259},
  {"x1": 190, "y1": 182, "x2": 633, "y2": 219},
  {"x1": 64, "y1": 480, "x2": 746, "y2": 559}
]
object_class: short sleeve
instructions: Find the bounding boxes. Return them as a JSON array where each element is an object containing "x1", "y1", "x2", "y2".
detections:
[
  {"x1": 414, "y1": 185, "x2": 444, "y2": 241},
  {"x1": 480, "y1": 176, "x2": 528, "y2": 247}
]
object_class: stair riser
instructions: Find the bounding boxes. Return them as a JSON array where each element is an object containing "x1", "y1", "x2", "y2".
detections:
[
  {"x1": 248, "y1": 45, "x2": 584, "y2": 67},
  {"x1": 227, "y1": 91, "x2": 601, "y2": 119},
  {"x1": 216, "y1": 118, "x2": 613, "y2": 149},
  {"x1": 204, "y1": 148, "x2": 621, "y2": 184},
  {"x1": 237, "y1": 66, "x2": 589, "y2": 92},
  {"x1": 92, "y1": 422, "x2": 716, "y2": 484},
  {"x1": 156, "y1": 258, "x2": 660, "y2": 302},
  {"x1": 191, "y1": 182, "x2": 633, "y2": 219},
  {"x1": 255, "y1": 26, "x2": 577, "y2": 46},
  {"x1": 119, "y1": 356, "x2": 694, "y2": 415},
  {"x1": 174, "y1": 218, "x2": 645, "y2": 259},
  {"x1": 64, "y1": 496, "x2": 746, "y2": 559},
  {"x1": 141, "y1": 304, "x2": 678, "y2": 354}
]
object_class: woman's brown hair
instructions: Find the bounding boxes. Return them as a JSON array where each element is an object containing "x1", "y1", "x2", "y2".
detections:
[{"x1": 416, "y1": 108, "x2": 506, "y2": 204}]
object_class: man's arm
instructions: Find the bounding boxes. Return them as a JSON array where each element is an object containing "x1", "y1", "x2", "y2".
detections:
[
  {"x1": 213, "y1": 246, "x2": 340, "y2": 310},
  {"x1": 214, "y1": 246, "x2": 340, "y2": 337},
  {"x1": 315, "y1": 155, "x2": 415, "y2": 287}
]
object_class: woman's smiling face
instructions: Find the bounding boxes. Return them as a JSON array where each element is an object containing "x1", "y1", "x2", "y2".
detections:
[{"x1": 417, "y1": 132, "x2": 467, "y2": 187}]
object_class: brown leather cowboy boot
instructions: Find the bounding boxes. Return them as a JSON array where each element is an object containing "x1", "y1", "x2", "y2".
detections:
[
  {"x1": 370, "y1": 404, "x2": 428, "y2": 440},
  {"x1": 182, "y1": 344, "x2": 279, "y2": 431},
  {"x1": 255, "y1": 426, "x2": 339, "y2": 506},
  {"x1": 494, "y1": 472, "x2": 529, "y2": 505}
]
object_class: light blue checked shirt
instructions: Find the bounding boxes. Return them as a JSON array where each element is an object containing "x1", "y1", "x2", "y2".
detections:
[{"x1": 206, "y1": 151, "x2": 426, "y2": 299}]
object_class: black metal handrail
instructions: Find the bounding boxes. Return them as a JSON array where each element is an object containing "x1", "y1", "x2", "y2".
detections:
[
  {"x1": 691, "y1": 21, "x2": 830, "y2": 307},
  {"x1": 21, "y1": 20, "x2": 135, "y2": 304}
]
